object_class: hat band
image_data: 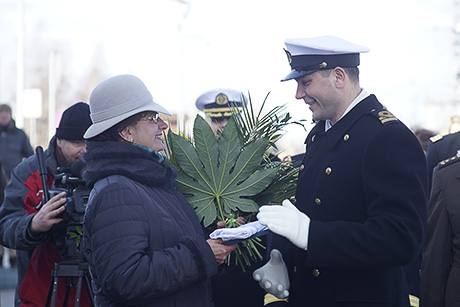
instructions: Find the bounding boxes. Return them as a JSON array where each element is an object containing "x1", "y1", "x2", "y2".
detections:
[
  {"x1": 290, "y1": 53, "x2": 360, "y2": 72},
  {"x1": 204, "y1": 106, "x2": 243, "y2": 118},
  {"x1": 204, "y1": 102, "x2": 243, "y2": 110},
  {"x1": 205, "y1": 111, "x2": 233, "y2": 118}
]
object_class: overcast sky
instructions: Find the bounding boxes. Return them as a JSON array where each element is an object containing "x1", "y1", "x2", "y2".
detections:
[{"x1": 0, "y1": 0, "x2": 459, "y2": 154}]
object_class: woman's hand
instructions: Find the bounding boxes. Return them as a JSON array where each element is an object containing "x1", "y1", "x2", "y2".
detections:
[{"x1": 207, "y1": 238, "x2": 236, "y2": 264}]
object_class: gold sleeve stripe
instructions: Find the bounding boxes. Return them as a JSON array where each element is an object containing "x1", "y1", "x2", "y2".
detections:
[
  {"x1": 409, "y1": 294, "x2": 419, "y2": 307},
  {"x1": 264, "y1": 293, "x2": 288, "y2": 305}
]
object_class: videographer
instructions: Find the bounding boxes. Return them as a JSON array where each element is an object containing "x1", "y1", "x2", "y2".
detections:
[{"x1": 0, "y1": 102, "x2": 92, "y2": 307}]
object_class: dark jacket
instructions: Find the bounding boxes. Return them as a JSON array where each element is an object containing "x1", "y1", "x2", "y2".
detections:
[
  {"x1": 0, "y1": 160, "x2": 7, "y2": 203},
  {"x1": 421, "y1": 154, "x2": 460, "y2": 307},
  {"x1": 82, "y1": 141, "x2": 218, "y2": 307},
  {"x1": 211, "y1": 237, "x2": 266, "y2": 307},
  {"x1": 269, "y1": 95, "x2": 427, "y2": 306},
  {"x1": 0, "y1": 136, "x2": 91, "y2": 307},
  {"x1": 0, "y1": 120, "x2": 34, "y2": 179},
  {"x1": 426, "y1": 130, "x2": 460, "y2": 192}
]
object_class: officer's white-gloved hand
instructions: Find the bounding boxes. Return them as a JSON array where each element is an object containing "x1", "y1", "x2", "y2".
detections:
[
  {"x1": 257, "y1": 199, "x2": 310, "y2": 250},
  {"x1": 253, "y1": 249, "x2": 290, "y2": 299}
]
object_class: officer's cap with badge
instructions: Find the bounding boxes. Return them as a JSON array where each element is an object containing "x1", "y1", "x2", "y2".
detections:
[
  {"x1": 282, "y1": 35, "x2": 370, "y2": 81},
  {"x1": 195, "y1": 88, "x2": 247, "y2": 119}
]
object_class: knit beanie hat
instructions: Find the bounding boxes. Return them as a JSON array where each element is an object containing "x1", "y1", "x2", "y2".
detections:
[{"x1": 56, "y1": 102, "x2": 92, "y2": 140}]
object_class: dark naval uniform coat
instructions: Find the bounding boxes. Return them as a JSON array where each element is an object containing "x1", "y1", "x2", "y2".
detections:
[
  {"x1": 421, "y1": 154, "x2": 460, "y2": 307},
  {"x1": 426, "y1": 130, "x2": 460, "y2": 192},
  {"x1": 269, "y1": 94, "x2": 428, "y2": 307}
]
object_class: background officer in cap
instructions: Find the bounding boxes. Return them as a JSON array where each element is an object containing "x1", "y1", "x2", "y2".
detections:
[
  {"x1": 0, "y1": 102, "x2": 93, "y2": 307},
  {"x1": 195, "y1": 88, "x2": 266, "y2": 306},
  {"x1": 195, "y1": 88, "x2": 247, "y2": 135},
  {"x1": 255, "y1": 36, "x2": 427, "y2": 307}
]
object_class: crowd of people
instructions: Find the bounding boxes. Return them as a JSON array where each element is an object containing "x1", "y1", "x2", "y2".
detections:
[{"x1": 0, "y1": 35, "x2": 458, "y2": 307}]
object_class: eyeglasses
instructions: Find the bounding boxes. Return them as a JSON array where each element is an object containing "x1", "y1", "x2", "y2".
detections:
[{"x1": 143, "y1": 112, "x2": 160, "y2": 124}]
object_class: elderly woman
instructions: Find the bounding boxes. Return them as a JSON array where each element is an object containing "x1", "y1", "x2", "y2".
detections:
[{"x1": 82, "y1": 74, "x2": 235, "y2": 307}]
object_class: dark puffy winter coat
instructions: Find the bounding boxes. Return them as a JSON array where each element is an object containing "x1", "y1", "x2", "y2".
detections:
[{"x1": 82, "y1": 141, "x2": 218, "y2": 307}]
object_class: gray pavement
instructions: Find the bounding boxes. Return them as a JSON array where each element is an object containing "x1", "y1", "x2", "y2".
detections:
[{"x1": 0, "y1": 267, "x2": 17, "y2": 307}]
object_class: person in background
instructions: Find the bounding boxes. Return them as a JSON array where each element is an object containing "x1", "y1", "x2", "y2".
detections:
[
  {"x1": 255, "y1": 35, "x2": 427, "y2": 307},
  {"x1": 195, "y1": 88, "x2": 266, "y2": 306},
  {"x1": 402, "y1": 127, "x2": 437, "y2": 301},
  {"x1": 426, "y1": 130, "x2": 460, "y2": 192},
  {"x1": 0, "y1": 102, "x2": 93, "y2": 306},
  {"x1": 413, "y1": 128, "x2": 437, "y2": 154},
  {"x1": 195, "y1": 88, "x2": 304, "y2": 165},
  {"x1": 0, "y1": 103, "x2": 34, "y2": 269},
  {"x1": 0, "y1": 159, "x2": 8, "y2": 267},
  {"x1": 421, "y1": 153, "x2": 460, "y2": 306},
  {"x1": 195, "y1": 88, "x2": 247, "y2": 135},
  {"x1": 81, "y1": 74, "x2": 236, "y2": 306},
  {"x1": 0, "y1": 103, "x2": 34, "y2": 179}
]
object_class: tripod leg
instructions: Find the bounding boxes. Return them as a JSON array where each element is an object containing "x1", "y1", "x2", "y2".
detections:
[
  {"x1": 84, "y1": 273, "x2": 95, "y2": 306},
  {"x1": 75, "y1": 276, "x2": 83, "y2": 307},
  {"x1": 45, "y1": 270, "x2": 55, "y2": 307},
  {"x1": 51, "y1": 274, "x2": 59, "y2": 307},
  {"x1": 63, "y1": 277, "x2": 78, "y2": 307}
]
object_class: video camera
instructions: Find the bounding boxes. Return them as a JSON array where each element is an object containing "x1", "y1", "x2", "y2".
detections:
[
  {"x1": 52, "y1": 160, "x2": 90, "y2": 223},
  {"x1": 35, "y1": 146, "x2": 91, "y2": 261}
]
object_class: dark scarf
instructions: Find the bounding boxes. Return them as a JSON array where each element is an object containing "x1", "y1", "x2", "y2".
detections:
[
  {"x1": 0, "y1": 122, "x2": 11, "y2": 131},
  {"x1": 82, "y1": 141, "x2": 176, "y2": 188}
]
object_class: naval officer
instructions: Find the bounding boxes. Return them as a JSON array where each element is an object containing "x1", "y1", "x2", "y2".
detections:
[
  {"x1": 255, "y1": 35, "x2": 428, "y2": 307},
  {"x1": 195, "y1": 88, "x2": 246, "y2": 135}
]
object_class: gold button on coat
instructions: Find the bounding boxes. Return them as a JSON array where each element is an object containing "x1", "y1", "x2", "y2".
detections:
[
  {"x1": 315, "y1": 198, "x2": 321, "y2": 206},
  {"x1": 300, "y1": 165, "x2": 305, "y2": 171},
  {"x1": 343, "y1": 134, "x2": 350, "y2": 141},
  {"x1": 325, "y1": 167, "x2": 332, "y2": 175},
  {"x1": 312, "y1": 269, "x2": 320, "y2": 277},
  {"x1": 311, "y1": 135, "x2": 316, "y2": 142},
  {"x1": 293, "y1": 266, "x2": 297, "y2": 273}
]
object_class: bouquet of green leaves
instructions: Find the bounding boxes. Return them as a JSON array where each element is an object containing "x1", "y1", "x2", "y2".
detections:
[{"x1": 166, "y1": 92, "x2": 304, "y2": 271}]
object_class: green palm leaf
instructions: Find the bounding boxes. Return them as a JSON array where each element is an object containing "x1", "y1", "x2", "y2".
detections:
[
  {"x1": 166, "y1": 91, "x2": 305, "y2": 271},
  {"x1": 168, "y1": 115, "x2": 278, "y2": 227}
]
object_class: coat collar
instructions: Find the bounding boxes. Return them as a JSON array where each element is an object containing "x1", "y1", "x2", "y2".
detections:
[{"x1": 305, "y1": 95, "x2": 383, "y2": 149}]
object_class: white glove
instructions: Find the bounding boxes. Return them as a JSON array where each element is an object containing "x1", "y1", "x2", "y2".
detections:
[
  {"x1": 253, "y1": 249, "x2": 290, "y2": 299},
  {"x1": 257, "y1": 199, "x2": 310, "y2": 250}
]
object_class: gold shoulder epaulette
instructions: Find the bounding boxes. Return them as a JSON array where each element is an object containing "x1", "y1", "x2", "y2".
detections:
[
  {"x1": 264, "y1": 294, "x2": 288, "y2": 305},
  {"x1": 429, "y1": 134, "x2": 443, "y2": 143},
  {"x1": 438, "y1": 154, "x2": 460, "y2": 168},
  {"x1": 370, "y1": 109, "x2": 398, "y2": 124},
  {"x1": 377, "y1": 110, "x2": 398, "y2": 124}
]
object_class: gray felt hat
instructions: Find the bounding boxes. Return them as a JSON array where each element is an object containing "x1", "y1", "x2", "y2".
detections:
[{"x1": 84, "y1": 74, "x2": 171, "y2": 139}]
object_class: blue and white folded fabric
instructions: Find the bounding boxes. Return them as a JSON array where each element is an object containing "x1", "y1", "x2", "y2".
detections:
[{"x1": 209, "y1": 221, "x2": 268, "y2": 241}]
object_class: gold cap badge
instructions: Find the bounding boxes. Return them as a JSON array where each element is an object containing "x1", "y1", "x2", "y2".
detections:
[{"x1": 216, "y1": 93, "x2": 228, "y2": 105}]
